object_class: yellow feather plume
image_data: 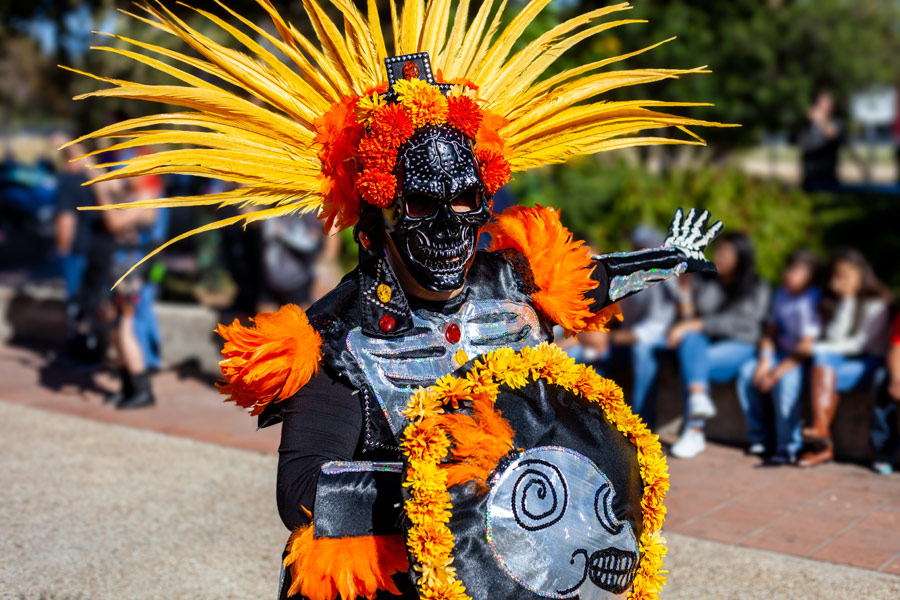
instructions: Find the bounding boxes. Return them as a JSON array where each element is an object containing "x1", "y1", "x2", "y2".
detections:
[{"x1": 69, "y1": 0, "x2": 734, "y2": 283}]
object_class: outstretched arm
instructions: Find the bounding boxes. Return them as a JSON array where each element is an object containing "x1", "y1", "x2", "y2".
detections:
[{"x1": 588, "y1": 208, "x2": 722, "y2": 310}]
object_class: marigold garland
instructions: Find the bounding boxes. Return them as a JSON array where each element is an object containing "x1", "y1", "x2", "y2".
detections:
[{"x1": 401, "y1": 342, "x2": 669, "y2": 600}]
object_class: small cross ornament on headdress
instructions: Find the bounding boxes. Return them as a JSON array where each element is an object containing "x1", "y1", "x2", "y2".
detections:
[{"x1": 384, "y1": 52, "x2": 451, "y2": 96}]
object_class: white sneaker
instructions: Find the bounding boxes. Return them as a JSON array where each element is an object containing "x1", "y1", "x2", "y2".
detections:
[
  {"x1": 747, "y1": 442, "x2": 766, "y2": 456},
  {"x1": 670, "y1": 428, "x2": 707, "y2": 459},
  {"x1": 688, "y1": 392, "x2": 717, "y2": 420}
]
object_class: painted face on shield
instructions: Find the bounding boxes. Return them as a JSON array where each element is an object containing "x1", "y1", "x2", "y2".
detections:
[
  {"x1": 486, "y1": 447, "x2": 640, "y2": 598},
  {"x1": 383, "y1": 125, "x2": 491, "y2": 293}
]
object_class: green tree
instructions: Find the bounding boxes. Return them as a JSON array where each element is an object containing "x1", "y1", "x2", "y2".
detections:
[{"x1": 601, "y1": 0, "x2": 900, "y2": 149}]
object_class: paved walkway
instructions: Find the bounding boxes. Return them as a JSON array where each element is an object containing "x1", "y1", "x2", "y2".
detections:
[
  {"x1": 2, "y1": 343, "x2": 900, "y2": 596},
  {"x1": 4, "y1": 402, "x2": 900, "y2": 599}
]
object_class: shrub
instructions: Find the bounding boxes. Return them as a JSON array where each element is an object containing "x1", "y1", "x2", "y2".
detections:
[{"x1": 508, "y1": 157, "x2": 820, "y2": 282}]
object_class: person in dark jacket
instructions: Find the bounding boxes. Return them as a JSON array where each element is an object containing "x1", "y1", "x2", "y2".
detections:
[{"x1": 666, "y1": 233, "x2": 770, "y2": 458}]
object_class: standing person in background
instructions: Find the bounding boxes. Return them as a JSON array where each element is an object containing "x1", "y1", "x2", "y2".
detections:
[
  {"x1": 258, "y1": 212, "x2": 340, "y2": 313},
  {"x1": 128, "y1": 150, "x2": 167, "y2": 372},
  {"x1": 871, "y1": 312, "x2": 900, "y2": 475},
  {"x1": 90, "y1": 154, "x2": 159, "y2": 409},
  {"x1": 666, "y1": 233, "x2": 770, "y2": 458},
  {"x1": 798, "y1": 90, "x2": 845, "y2": 193},
  {"x1": 737, "y1": 250, "x2": 822, "y2": 464},
  {"x1": 52, "y1": 135, "x2": 97, "y2": 354},
  {"x1": 800, "y1": 249, "x2": 891, "y2": 467}
]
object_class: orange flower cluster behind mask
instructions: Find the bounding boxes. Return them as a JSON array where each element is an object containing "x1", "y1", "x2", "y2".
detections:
[{"x1": 316, "y1": 78, "x2": 512, "y2": 220}]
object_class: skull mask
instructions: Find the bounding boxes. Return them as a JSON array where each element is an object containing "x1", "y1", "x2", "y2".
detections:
[
  {"x1": 486, "y1": 447, "x2": 640, "y2": 598},
  {"x1": 382, "y1": 125, "x2": 491, "y2": 293}
]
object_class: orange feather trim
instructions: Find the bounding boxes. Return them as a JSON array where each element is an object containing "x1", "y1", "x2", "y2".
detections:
[
  {"x1": 283, "y1": 524, "x2": 409, "y2": 600},
  {"x1": 216, "y1": 304, "x2": 322, "y2": 416},
  {"x1": 435, "y1": 389, "x2": 516, "y2": 494},
  {"x1": 487, "y1": 205, "x2": 622, "y2": 336}
]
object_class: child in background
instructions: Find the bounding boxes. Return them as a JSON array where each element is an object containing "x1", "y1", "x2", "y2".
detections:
[
  {"x1": 737, "y1": 250, "x2": 821, "y2": 464},
  {"x1": 667, "y1": 233, "x2": 770, "y2": 458},
  {"x1": 800, "y1": 249, "x2": 891, "y2": 467},
  {"x1": 871, "y1": 312, "x2": 900, "y2": 475}
]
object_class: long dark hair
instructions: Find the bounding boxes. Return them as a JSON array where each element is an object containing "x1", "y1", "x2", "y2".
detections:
[
  {"x1": 719, "y1": 232, "x2": 759, "y2": 302},
  {"x1": 820, "y1": 248, "x2": 892, "y2": 333}
]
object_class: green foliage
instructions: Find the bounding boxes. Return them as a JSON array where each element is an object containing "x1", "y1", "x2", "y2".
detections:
[
  {"x1": 508, "y1": 157, "x2": 820, "y2": 282},
  {"x1": 602, "y1": 0, "x2": 900, "y2": 148}
]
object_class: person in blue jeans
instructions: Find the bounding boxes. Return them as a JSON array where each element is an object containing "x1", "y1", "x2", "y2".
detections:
[
  {"x1": 737, "y1": 250, "x2": 822, "y2": 464},
  {"x1": 871, "y1": 313, "x2": 900, "y2": 474},
  {"x1": 563, "y1": 225, "x2": 678, "y2": 428},
  {"x1": 799, "y1": 249, "x2": 891, "y2": 467},
  {"x1": 666, "y1": 233, "x2": 770, "y2": 458}
]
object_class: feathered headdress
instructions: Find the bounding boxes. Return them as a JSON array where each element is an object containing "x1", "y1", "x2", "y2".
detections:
[{"x1": 66, "y1": 0, "x2": 728, "y2": 281}]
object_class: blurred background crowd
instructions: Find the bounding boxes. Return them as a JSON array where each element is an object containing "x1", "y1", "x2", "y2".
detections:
[{"x1": 1, "y1": 1, "x2": 899, "y2": 471}]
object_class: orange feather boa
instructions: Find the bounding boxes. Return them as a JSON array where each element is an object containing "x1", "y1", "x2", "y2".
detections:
[
  {"x1": 486, "y1": 205, "x2": 622, "y2": 335},
  {"x1": 216, "y1": 304, "x2": 322, "y2": 415},
  {"x1": 283, "y1": 524, "x2": 409, "y2": 600}
]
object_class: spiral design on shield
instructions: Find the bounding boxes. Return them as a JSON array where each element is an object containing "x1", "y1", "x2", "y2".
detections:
[{"x1": 510, "y1": 459, "x2": 568, "y2": 531}]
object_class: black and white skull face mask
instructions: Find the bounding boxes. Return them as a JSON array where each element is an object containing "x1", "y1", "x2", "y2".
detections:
[{"x1": 383, "y1": 125, "x2": 490, "y2": 293}]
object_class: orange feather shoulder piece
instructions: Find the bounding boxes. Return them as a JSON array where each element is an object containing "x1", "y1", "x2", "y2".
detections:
[
  {"x1": 487, "y1": 205, "x2": 622, "y2": 336},
  {"x1": 215, "y1": 304, "x2": 322, "y2": 416},
  {"x1": 283, "y1": 523, "x2": 409, "y2": 600}
]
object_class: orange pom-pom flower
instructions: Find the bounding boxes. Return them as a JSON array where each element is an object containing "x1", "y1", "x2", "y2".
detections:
[
  {"x1": 475, "y1": 148, "x2": 511, "y2": 195},
  {"x1": 357, "y1": 169, "x2": 397, "y2": 207},
  {"x1": 447, "y1": 95, "x2": 483, "y2": 139},
  {"x1": 371, "y1": 104, "x2": 415, "y2": 148}
]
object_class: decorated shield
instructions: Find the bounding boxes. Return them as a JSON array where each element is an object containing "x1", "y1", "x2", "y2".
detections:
[{"x1": 400, "y1": 343, "x2": 668, "y2": 600}]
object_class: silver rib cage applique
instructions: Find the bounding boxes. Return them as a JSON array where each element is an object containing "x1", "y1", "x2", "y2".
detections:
[{"x1": 346, "y1": 299, "x2": 542, "y2": 436}]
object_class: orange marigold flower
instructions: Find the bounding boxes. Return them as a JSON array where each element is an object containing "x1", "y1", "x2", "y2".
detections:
[
  {"x1": 402, "y1": 421, "x2": 451, "y2": 462},
  {"x1": 371, "y1": 103, "x2": 415, "y2": 148},
  {"x1": 404, "y1": 388, "x2": 445, "y2": 421},
  {"x1": 407, "y1": 523, "x2": 455, "y2": 564},
  {"x1": 406, "y1": 497, "x2": 452, "y2": 526},
  {"x1": 433, "y1": 374, "x2": 472, "y2": 409},
  {"x1": 358, "y1": 136, "x2": 398, "y2": 172},
  {"x1": 395, "y1": 78, "x2": 449, "y2": 127},
  {"x1": 420, "y1": 577, "x2": 468, "y2": 600},
  {"x1": 357, "y1": 169, "x2": 396, "y2": 207},
  {"x1": 447, "y1": 95, "x2": 482, "y2": 138},
  {"x1": 476, "y1": 148, "x2": 511, "y2": 195}
]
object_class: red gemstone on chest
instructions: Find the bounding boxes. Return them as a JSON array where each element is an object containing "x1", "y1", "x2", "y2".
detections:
[
  {"x1": 445, "y1": 323, "x2": 461, "y2": 344},
  {"x1": 379, "y1": 314, "x2": 396, "y2": 333}
]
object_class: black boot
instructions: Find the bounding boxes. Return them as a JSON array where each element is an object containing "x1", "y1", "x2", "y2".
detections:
[
  {"x1": 104, "y1": 368, "x2": 132, "y2": 404},
  {"x1": 116, "y1": 371, "x2": 156, "y2": 409}
]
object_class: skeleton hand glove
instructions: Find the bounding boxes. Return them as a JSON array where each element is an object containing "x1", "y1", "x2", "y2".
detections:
[{"x1": 663, "y1": 208, "x2": 723, "y2": 274}]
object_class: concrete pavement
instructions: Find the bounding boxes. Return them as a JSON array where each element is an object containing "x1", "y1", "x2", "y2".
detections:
[{"x1": 3, "y1": 402, "x2": 900, "y2": 599}]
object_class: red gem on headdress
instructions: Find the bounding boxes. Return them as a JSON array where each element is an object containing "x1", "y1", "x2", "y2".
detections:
[
  {"x1": 379, "y1": 314, "x2": 396, "y2": 333},
  {"x1": 359, "y1": 231, "x2": 371, "y2": 250},
  {"x1": 445, "y1": 323, "x2": 461, "y2": 344},
  {"x1": 403, "y1": 60, "x2": 420, "y2": 80}
]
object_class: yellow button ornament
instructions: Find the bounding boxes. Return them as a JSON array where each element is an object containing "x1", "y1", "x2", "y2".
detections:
[{"x1": 376, "y1": 284, "x2": 392, "y2": 303}]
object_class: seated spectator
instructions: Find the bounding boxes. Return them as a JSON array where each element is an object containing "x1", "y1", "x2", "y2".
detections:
[
  {"x1": 800, "y1": 249, "x2": 891, "y2": 467},
  {"x1": 737, "y1": 250, "x2": 821, "y2": 464},
  {"x1": 562, "y1": 225, "x2": 679, "y2": 429},
  {"x1": 667, "y1": 233, "x2": 770, "y2": 458},
  {"x1": 871, "y1": 312, "x2": 900, "y2": 475}
]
